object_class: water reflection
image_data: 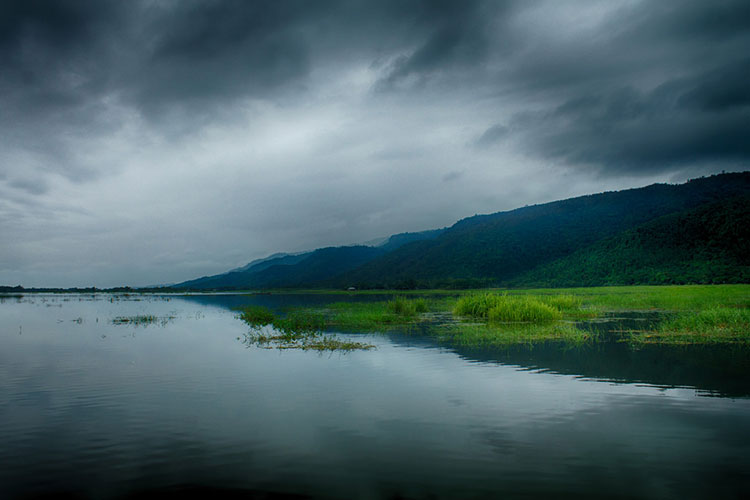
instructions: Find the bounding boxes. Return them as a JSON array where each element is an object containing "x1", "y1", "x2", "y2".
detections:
[
  {"x1": 1, "y1": 294, "x2": 749, "y2": 499},
  {"x1": 180, "y1": 293, "x2": 750, "y2": 397}
]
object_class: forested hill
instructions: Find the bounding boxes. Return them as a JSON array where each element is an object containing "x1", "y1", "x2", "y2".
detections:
[
  {"x1": 173, "y1": 228, "x2": 444, "y2": 290},
  {"x1": 507, "y1": 195, "x2": 750, "y2": 287},
  {"x1": 172, "y1": 172, "x2": 749, "y2": 290},
  {"x1": 328, "y1": 172, "x2": 750, "y2": 288}
]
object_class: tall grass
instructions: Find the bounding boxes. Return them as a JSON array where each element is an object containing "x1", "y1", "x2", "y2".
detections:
[
  {"x1": 454, "y1": 293, "x2": 566, "y2": 322},
  {"x1": 386, "y1": 297, "x2": 428, "y2": 316},
  {"x1": 631, "y1": 307, "x2": 750, "y2": 344}
]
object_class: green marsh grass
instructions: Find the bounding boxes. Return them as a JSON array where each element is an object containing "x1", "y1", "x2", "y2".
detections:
[
  {"x1": 237, "y1": 305, "x2": 275, "y2": 326},
  {"x1": 235, "y1": 285, "x2": 749, "y2": 346},
  {"x1": 111, "y1": 315, "x2": 174, "y2": 326},
  {"x1": 631, "y1": 307, "x2": 750, "y2": 344},
  {"x1": 271, "y1": 310, "x2": 327, "y2": 335},
  {"x1": 454, "y1": 292, "x2": 589, "y2": 322},
  {"x1": 436, "y1": 322, "x2": 588, "y2": 346}
]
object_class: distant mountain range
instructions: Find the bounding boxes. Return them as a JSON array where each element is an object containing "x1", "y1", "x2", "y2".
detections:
[{"x1": 172, "y1": 172, "x2": 750, "y2": 290}]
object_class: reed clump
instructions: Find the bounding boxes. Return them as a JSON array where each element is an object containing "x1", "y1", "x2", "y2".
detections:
[{"x1": 454, "y1": 293, "x2": 564, "y2": 322}]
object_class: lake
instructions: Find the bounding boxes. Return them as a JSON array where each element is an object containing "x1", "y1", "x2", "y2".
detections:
[{"x1": 1, "y1": 293, "x2": 749, "y2": 499}]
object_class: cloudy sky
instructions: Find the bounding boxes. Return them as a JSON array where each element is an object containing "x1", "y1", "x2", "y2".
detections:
[{"x1": 1, "y1": 0, "x2": 749, "y2": 287}]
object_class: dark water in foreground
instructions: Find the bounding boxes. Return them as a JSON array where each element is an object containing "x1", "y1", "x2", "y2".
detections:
[{"x1": 1, "y1": 294, "x2": 749, "y2": 499}]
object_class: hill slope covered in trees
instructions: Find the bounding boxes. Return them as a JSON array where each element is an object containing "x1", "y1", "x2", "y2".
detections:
[{"x1": 172, "y1": 172, "x2": 750, "y2": 290}]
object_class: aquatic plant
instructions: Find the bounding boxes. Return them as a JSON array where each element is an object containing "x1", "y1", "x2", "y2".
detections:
[
  {"x1": 272, "y1": 310, "x2": 327, "y2": 335},
  {"x1": 237, "y1": 305, "x2": 275, "y2": 326},
  {"x1": 631, "y1": 307, "x2": 750, "y2": 344},
  {"x1": 435, "y1": 322, "x2": 588, "y2": 346},
  {"x1": 241, "y1": 326, "x2": 374, "y2": 351},
  {"x1": 111, "y1": 315, "x2": 175, "y2": 326},
  {"x1": 382, "y1": 296, "x2": 430, "y2": 317}
]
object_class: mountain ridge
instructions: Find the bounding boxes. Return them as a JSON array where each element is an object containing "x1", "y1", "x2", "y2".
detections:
[{"x1": 171, "y1": 172, "x2": 750, "y2": 290}]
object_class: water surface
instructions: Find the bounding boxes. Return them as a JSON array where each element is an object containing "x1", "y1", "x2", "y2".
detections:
[{"x1": 1, "y1": 294, "x2": 749, "y2": 499}]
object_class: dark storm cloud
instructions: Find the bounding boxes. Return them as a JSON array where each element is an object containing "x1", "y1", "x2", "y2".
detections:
[
  {"x1": 475, "y1": 0, "x2": 750, "y2": 174},
  {"x1": 2, "y1": 0, "x2": 750, "y2": 287},
  {"x1": 3, "y1": 0, "x2": 750, "y2": 180},
  {"x1": 506, "y1": 59, "x2": 750, "y2": 172}
]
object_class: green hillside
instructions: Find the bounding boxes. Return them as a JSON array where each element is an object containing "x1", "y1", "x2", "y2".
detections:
[
  {"x1": 172, "y1": 172, "x2": 750, "y2": 291},
  {"x1": 507, "y1": 196, "x2": 750, "y2": 287},
  {"x1": 331, "y1": 173, "x2": 750, "y2": 289}
]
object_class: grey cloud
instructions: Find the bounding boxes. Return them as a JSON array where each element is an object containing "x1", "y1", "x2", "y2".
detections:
[
  {"x1": 475, "y1": 124, "x2": 510, "y2": 149},
  {"x1": 510, "y1": 59, "x2": 750, "y2": 173},
  {"x1": 1, "y1": 0, "x2": 749, "y2": 286},
  {"x1": 442, "y1": 170, "x2": 464, "y2": 182}
]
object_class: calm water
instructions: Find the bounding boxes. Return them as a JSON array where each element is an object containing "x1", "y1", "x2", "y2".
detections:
[{"x1": 1, "y1": 294, "x2": 749, "y2": 499}]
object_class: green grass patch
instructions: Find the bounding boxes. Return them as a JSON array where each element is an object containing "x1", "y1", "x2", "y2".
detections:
[
  {"x1": 237, "y1": 305, "x2": 275, "y2": 326},
  {"x1": 271, "y1": 310, "x2": 327, "y2": 335},
  {"x1": 325, "y1": 297, "x2": 436, "y2": 330},
  {"x1": 436, "y1": 322, "x2": 589, "y2": 346},
  {"x1": 630, "y1": 307, "x2": 750, "y2": 344},
  {"x1": 512, "y1": 284, "x2": 749, "y2": 311},
  {"x1": 487, "y1": 296, "x2": 562, "y2": 322},
  {"x1": 241, "y1": 324, "x2": 374, "y2": 351},
  {"x1": 454, "y1": 292, "x2": 591, "y2": 322}
]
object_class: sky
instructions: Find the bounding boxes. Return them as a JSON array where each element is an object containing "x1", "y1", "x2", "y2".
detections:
[{"x1": 1, "y1": 0, "x2": 749, "y2": 288}]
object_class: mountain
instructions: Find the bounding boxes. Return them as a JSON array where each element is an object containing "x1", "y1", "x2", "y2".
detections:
[
  {"x1": 174, "y1": 228, "x2": 445, "y2": 290},
  {"x1": 229, "y1": 252, "x2": 305, "y2": 273},
  {"x1": 507, "y1": 196, "x2": 750, "y2": 287},
  {"x1": 172, "y1": 172, "x2": 749, "y2": 290},
  {"x1": 178, "y1": 252, "x2": 311, "y2": 289},
  {"x1": 329, "y1": 172, "x2": 750, "y2": 288}
]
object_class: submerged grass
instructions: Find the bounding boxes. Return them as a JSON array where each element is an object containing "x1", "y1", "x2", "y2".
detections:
[
  {"x1": 241, "y1": 325, "x2": 374, "y2": 352},
  {"x1": 111, "y1": 315, "x2": 174, "y2": 326},
  {"x1": 236, "y1": 306, "x2": 374, "y2": 351}
]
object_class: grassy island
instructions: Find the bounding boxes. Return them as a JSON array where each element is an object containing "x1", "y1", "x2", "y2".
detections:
[{"x1": 235, "y1": 285, "x2": 749, "y2": 349}]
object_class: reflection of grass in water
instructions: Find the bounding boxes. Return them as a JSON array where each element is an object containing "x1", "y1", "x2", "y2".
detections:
[
  {"x1": 111, "y1": 315, "x2": 174, "y2": 326},
  {"x1": 242, "y1": 327, "x2": 374, "y2": 352},
  {"x1": 236, "y1": 306, "x2": 374, "y2": 351},
  {"x1": 435, "y1": 322, "x2": 589, "y2": 346},
  {"x1": 630, "y1": 307, "x2": 750, "y2": 345}
]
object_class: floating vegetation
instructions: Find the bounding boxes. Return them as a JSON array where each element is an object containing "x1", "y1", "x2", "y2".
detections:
[
  {"x1": 629, "y1": 307, "x2": 750, "y2": 345},
  {"x1": 241, "y1": 326, "x2": 374, "y2": 352},
  {"x1": 236, "y1": 306, "x2": 374, "y2": 351},
  {"x1": 237, "y1": 305, "x2": 275, "y2": 327},
  {"x1": 272, "y1": 311, "x2": 327, "y2": 334},
  {"x1": 111, "y1": 315, "x2": 175, "y2": 327}
]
